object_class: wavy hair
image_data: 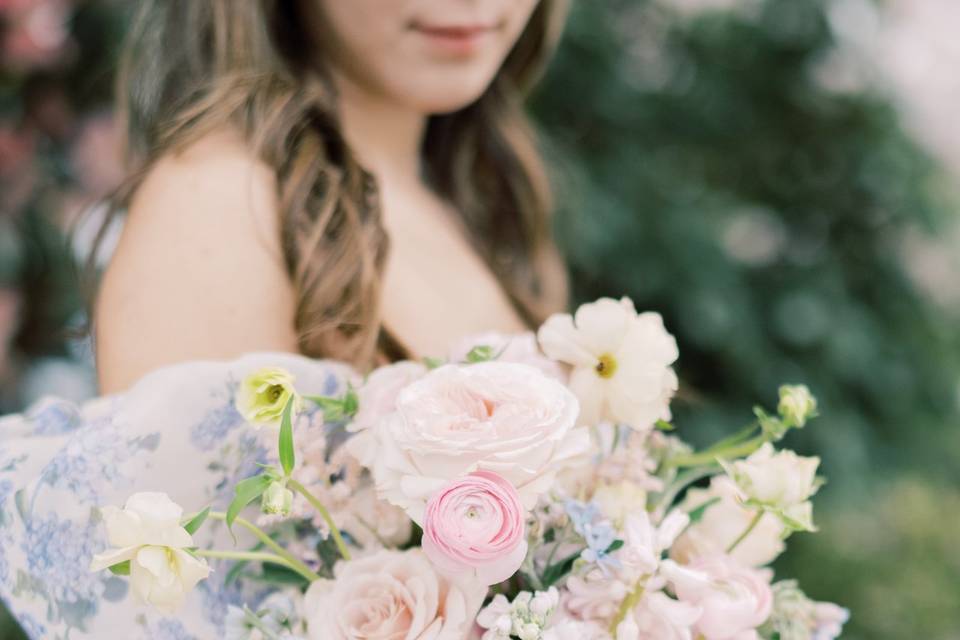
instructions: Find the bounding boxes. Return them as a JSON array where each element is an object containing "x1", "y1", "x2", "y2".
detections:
[{"x1": 85, "y1": 0, "x2": 569, "y2": 368}]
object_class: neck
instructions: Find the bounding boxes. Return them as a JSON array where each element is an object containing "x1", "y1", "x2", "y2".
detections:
[{"x1": 333, "y1": 73, "x2": 427, "y2": 190}]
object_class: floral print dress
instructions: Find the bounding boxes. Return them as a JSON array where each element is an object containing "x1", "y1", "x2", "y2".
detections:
[{"x1": 0, "y1": 352, "x2": 353, "y2": 639}]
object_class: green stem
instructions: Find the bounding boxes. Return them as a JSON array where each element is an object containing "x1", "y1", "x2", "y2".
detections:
[
  {"x1": 666, "y1": 434, "x2": 767, "y2": 469},
  {"x1": 610, "y1": 576, "x2": 647, "y2": 635},
  {"x1": 195, "y1": 549, "x2": 284, "y2": 564},
  {"x1": 654, "y1": 465, "x2": 719, "y2": 514},
  {"x1": 704, "y1": 420, "x2": 759, "y2": 453},
  {"x1": 207, "y1": 511, "x2": 321, "y2": 581},
  {"x1": 726, "y1": 510, "x2": 764, "y2": 554},
  {"x1": 287, "y1": 478, "x2": 352, "y2": 561}
]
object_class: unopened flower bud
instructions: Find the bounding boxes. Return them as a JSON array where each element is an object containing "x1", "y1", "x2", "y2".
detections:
[
  {"x1": 778, "y1": 385, "x2": 817, "y2": 428},
  {"x1": 261, "y1": 481, "x2": 293, "y2": 516}
]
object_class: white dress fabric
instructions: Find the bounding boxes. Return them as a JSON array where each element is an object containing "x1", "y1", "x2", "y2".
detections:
[{"x1": 0, "y1": 352, "x2": 354, "y2": 639}]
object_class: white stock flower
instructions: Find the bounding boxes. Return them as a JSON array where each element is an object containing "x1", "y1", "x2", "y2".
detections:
[
  {"x1": 538, "y1": 297, "x2": 678, "y2": 431},
  {"x1": 593, "y1": 481, "x2": 649, "y2": 528},
  {"x1": 620, "y1": 509, "x2": 690, "y2": 578},
  {"x1": 89, "y1": 492, "x2": 211, "y2": 613},
  {"x1": 721, "y1": 443, "x2": 821, "y2": 532},
  {"x1": 672, "y1": 476, "x2": 786, "y2": 567},
  {"x1": 362, "y1": 362, "x2": 589, "y2": 523},
  {"x1": 478, "y1": 588, "x2": 562, "y2": 640}
]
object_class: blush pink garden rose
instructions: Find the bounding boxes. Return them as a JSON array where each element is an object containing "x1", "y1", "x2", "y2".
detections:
[
  {"x1": 422, "y1": 471, "x2": 527, "y2": 586},
  {"x1": 360, "y1": 362, "x2": 589, "y2": 523},
  {"x1": 349, "y1": 361, "x2": 429, "y2": 436},
  {"x1": 662, "y1": 556, "x2": 773, "y2": 640},
  {"x1": 304, "y1": 548, "x2": 486, "y2": 640}
]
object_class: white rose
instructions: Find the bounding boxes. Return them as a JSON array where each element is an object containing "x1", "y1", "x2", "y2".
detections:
[
  {"x1": 672, "y1": 476, "x2": 786, "y2": 567},
  {"x1": 303, "y1": 548, "x2": 485, "y2": 640},
  {"x1": 721, "y1": 443, "x2": 821, "y2": 532},
  {"x1": 538, "y1": 297, "x2": 678, "y2": 431},
  {"x1": 368, "y1": 362, "x2": 589, "y2": 522},
  {"x1": 89, "y1": 492, "x2": 211, "y2": 613},
  {"x1": 447, "y1": 331, "x2": 567, "y2": 382}
]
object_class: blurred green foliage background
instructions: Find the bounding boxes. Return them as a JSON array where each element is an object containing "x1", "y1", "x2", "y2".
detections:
[{"x1": 1, "y1": 0, "x2": 958, "y2": 638}]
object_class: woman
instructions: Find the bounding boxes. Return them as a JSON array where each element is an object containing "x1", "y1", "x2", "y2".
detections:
[{"x1": 0, "y1": 0, "x2": 570, "y2": 637}]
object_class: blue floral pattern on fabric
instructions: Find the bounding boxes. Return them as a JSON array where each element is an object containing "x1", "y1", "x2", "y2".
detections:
[{"x1": 0, "y1": 352, "x2": 352, "y2": 639}]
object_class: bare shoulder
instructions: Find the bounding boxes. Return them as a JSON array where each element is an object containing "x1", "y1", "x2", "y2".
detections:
[{"x1": 96, "y1": 128, "x2": 299, "y2": 394}]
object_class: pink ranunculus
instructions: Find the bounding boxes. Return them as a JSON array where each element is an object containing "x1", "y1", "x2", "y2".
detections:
[
  {"x1": 368, "y1": 362, "x2": 588, "y2": 523},
  {"x1": 303, "y1": 548, "x2": 486, "y2": 640},
  {"x1": 662, "y1": 556, "x2": 773, "y2": 640},
  {"x1": 422, "y1": 471, "x2": 527, "y2": 586}
]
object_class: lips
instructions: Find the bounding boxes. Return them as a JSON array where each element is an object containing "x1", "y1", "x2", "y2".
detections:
[{"x1": 410, "y1": 20, "x2": 501, "y2": 56}]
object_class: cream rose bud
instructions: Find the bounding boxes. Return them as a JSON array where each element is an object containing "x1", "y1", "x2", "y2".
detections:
[
  {"x1": 777, "y1": 384, "x2": 817, "y2": 428},
  {"x1": 721, "y1": 443, "x2": 821, "y2": 532},
  {"x1": 236, "y1": 367, "x2": 303, "y2": 430},
  {"x1": 663, "y1": 556, "x2": 773, "y2": 640},
  {"x1": 303, "y1": 548, "x2": 485, "y2": 640},
  {"x1": 672, "y1": 476, "x2": 786, "y2": 567},
  {"x1": 89, "y1": 492, "x2": 211, "y2": 613},
  {"x1": 537, "y1": 297, "x2": 679, "y2": 431},
  {"x1": 368, "y1": 362, "x2": 589, "y2": 523}
]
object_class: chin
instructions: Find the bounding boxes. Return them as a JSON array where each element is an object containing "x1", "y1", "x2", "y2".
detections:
[{"x1": 392, "y1": 68, "x2": 503, "y2": 116}]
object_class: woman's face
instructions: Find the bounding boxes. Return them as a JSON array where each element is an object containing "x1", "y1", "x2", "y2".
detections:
[{"x1": 311, "y1": 0, "x2": 541, "y2": 114}]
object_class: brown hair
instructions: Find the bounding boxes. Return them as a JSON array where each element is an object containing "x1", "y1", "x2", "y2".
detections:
[{"x1": 85, "y1": 0, "x2": 569, "y2": 369}]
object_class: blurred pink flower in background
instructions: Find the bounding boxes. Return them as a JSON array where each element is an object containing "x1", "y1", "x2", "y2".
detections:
[{"x1": 1, "y1": 0, "x2": 74, "y2": 72}]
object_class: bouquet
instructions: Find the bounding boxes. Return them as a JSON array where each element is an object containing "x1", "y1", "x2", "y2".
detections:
[{"x1": 89, "y1": 297, "x2": 848, "y2": 639}]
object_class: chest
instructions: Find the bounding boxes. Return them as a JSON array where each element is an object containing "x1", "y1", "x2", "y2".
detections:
[{"x1": 379, "y1": 193, "x2": 527, "y2": 360}]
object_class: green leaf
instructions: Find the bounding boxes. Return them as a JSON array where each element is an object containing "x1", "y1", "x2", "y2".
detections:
[
  {"x1": 182, "y1": 506, "x2": 210, "y2": 535},
  {"x1": 655, "y1": 419, "x2": 675, "y2": 431},
  {"x1": 605, "y1": 539, "x2": 625, "y2": 553},
  {"x1": 278, "y1": 396, "x2": 295, "y2": 477},
  {"x1": 108, "y1": 560, "x2": 130, "y2": 576},
  {"x1": 342, "y1": 384, "x2": 359, "y2": 418},
  {"x1": 422, "y1": 356, "x2": 445, "y2": 369},
  {"x1": 541, "y1": 549, "x2": 582, "y2": 587},
  {"x1": 686, "y1": 497, "x2": 722, "y2": 523},
  {"x1": 465, "y1": 345, "x2": 495, "y2": 363},
  {"x1": 226, "y1": 474, "x2": 272, "y2": 532}
]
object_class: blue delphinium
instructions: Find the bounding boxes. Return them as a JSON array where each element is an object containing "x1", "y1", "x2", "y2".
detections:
[{"x1": 564, "y1": 499, "x2": 620, "y2": 573}]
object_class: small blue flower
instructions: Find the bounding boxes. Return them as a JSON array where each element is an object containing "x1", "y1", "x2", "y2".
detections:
[
  {"x1": 564, "y1": 499, "x2": 600, "y2": 536},
  {"x1": 564, "y1": 499, "x2": 620, "y2": 573}
]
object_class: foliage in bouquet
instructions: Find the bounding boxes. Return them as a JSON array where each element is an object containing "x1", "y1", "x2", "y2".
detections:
[{"x1": 90, "y1": 297, "x2": 847, "y2": 639}]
